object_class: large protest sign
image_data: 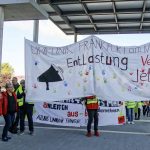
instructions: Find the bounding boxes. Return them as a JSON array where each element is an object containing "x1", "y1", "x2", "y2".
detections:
[
  {"x1": 25, "y1": 37, "x2": 95, "y2": 102},
  {"x1": 25, "y1": 36, "x2": 150, "y2": 102},
  {"x1": 93, "y1": 38, "x2": 150, "y2": 101},
  {"x1": 33, "y1": 99, "x2": 125, "y2": 127},
  {"x1": 33, "y1": 101, "x2": 83, "y2": 127}
]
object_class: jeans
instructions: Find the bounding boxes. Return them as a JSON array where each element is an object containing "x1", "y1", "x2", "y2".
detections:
[
  {"x1": 128, "y1": 108, "x2": 134, "y2": 122},
  {"x1": 87, "y1": 109, "x2": 98, "y2": 132},
  {"x1": 2, "y1": 113, "x2": 15, "y2": 138},
  {"x1": 125, "y1": 106, "x2": 128, "y2": 119}
]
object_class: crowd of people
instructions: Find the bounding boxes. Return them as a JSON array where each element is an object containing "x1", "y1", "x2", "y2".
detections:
[
  {"x1": 0, "y1": 77, "x2": 34, "y2": 142},
  {"x1": 125, "y1": 101, "x2": 150, "y2": 124}
]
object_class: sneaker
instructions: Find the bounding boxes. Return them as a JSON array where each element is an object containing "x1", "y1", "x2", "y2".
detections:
[
  {"x1": 7, "y1": 136, "x2": 11, "y2": 140},
  {"x1": 29, "y1": 131, "x2": 34, "y2": 136},
  {"x1": 86, "y1": 132, "x2": 92, "y2": 137},
  {"x1": 9, "y1": 129, "x2": 17, "y2": 134},
  {"x1": 10, "y1": 129, "x2": 18, "y2": 134},
  {"x1": 2, "y1": 137, "x2": 8, "y2": 142},
  {"x1": 18, "y1": 131, "x2": 24, "y2": 135},
  {"x1": 94, "y1": 131, "x2": 100, "y2": 137},
  {"x1": 127, "y1": 121, "x2": 131, "y2": 124},
  {"x1": 131, "y1": 121, "x2": 135, "y2": 124}
]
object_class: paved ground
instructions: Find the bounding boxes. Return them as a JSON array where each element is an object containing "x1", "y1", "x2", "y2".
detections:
[{"x1": 0, "y1": 116, "x2": 150, "y2": 150}]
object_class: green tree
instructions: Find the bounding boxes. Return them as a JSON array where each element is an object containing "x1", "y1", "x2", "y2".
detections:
[
  {"x1": 0, "y1": 63, "x2": 14, "y2": 75},
  {"x1": 0, "y1": 63, "x2": 14, "y2": 88}
]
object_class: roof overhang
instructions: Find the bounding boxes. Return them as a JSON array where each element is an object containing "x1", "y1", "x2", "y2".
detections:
[
  {"x1": 39, "y1": 0, "x2": 150, "y2": 35},
  {"x1": 0, "y1": 0, "x2": 48, "y2": 21}
]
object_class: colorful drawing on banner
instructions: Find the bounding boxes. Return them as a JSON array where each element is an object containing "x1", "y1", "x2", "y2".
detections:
[
  {"x1": 113, "y1": 73, "x2": 117, "y2": 79},
  {"x1": 64, "y1": 81, "x2": 68, "y2": 87},
  {"x1": 77, "y1": 83, "x2": 80, "y2": 87},
  {"x1": 85, "y1": 71, "x2": 89, "y2": 76},
  {"x1": 37, "y1": 64, "x2": 64, "y2": 90},
  {"x1": 79, "y1": 71, "x2": 83, "y2": 76},
  {"x1": 148, "y1": 68, "x2": 150, "y2": 74},
  {"x1": 34, "y1": 61, "x2": 39, "y2": 66},
  {"x1": 121, "y1": 87, "x2": 125, "y2": 92},
  {"x1": 89, "y1": 65, "x2": 92, "y2": 70},
  {"x1": 129, "y1": 72, "x2": 133, "y2": 76},
  {"x1": 102, "y1": 70, "x2": 106, "y2": 75},
  {"x1": 69, "y1": 69, "x2": 72, "y2": 74},
  {"x1": 128, "y1": 86, "x2": 132, "y2": 91},
  {"x1": 96, "y1": 77, "x2": 100, "y2": 81},
  {"x1": 32, "y1": 83, "x2": 37, "y2": 88},
  {"x1": 140, "y1": 82, "x2": 144, "y2": 86},
  {"x1": 83, "y1": 78, "x2": 87, "y2": 83},
  {"x1": 67, "y1": 90, "x2": 71, "y2": 95},
  {"x1": 134, "y1": 86, "x2": 138, "y2": 90},
  {"x1": 103, "y1": 78, "x2": 107, "y2": 83},
  {"x1": 140, "y1": 68, "x2": 145, "y2": 73},
  {"x1": 83, "y1": 86, "x2": 86, "y2": 91},
  {"x1": 53, "y1": 89, "x2": 56, "y2": 93},
  {"x1": 145, "y1": 83, "x2": 149, "y2": 87}
]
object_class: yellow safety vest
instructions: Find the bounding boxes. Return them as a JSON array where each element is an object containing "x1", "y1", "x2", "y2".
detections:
[
  {"x1": 86, "y1": 97, "x2": 99, "y2": 109},
  {"x1": 16, "y1": 85, "x2": 24, "y2": 107},
  {"x1": 127, "y1": 101, "x2": 136, "y2": 109},
  {"x1": 87, "y1": 98, "x2": 98, "y2": 104}
]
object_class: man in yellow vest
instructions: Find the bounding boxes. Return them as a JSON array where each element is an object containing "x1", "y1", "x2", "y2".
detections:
[
  {"x1": 127, "y1": 101, "x2": 136, "y2": 124},
  {"x1": 11, "y1": 77, "x2": 21, "y2": 133},
  {"x1": 82, "y1": 95, "x2": 100, "y2": 137},
  {"x1": 134, "y1": 102, "x2": 142, "y2": 120},
  {"x1": 17, "y1": 79, "x2": 34, "y2": 135}
]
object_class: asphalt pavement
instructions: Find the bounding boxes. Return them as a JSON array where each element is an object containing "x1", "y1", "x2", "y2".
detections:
[{"x1": 0, "y1": 116, "x2": 150, "y2": 150}]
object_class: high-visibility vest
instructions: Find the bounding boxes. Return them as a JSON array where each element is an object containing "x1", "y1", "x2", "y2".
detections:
[
  {"x1": 27, "y1": 102, "x2": 34, "y2": 105},
  {"x1": 86, "y1": 96, "x2": 99, "y2": 109},
  {"x1": 137, "y1": 102, "x2": 143, "y2": 108},
  {"x1": 127, "y1": 101, "x2": 136, "y2": 109},
  {"x1": 16, "y1": 85, "x2": 24, "y2": 107}
]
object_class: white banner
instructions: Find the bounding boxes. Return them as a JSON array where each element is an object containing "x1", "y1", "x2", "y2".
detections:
[
  {"x1": 33, "y1": 101, "x2": 82, "y2": 127},
  {"x1": 33, "y1": 99, "x2": 126, "y2": 127},
  {"x1": 25, "y1": 37, "x2": 94, "y2": 102},
  {"x1": 25, "y1": 36, "x2": 150, "y2": 102}
]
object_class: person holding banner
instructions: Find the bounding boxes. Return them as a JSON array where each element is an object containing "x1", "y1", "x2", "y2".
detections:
[
  {"x1": 17, "y1": 79, "x2": 34, "y2": 135},
  {"x1": 82, "y1": 95, "x2": 100, "y2": 137},
  {"x1": 11, "y1": 77, "x2": 20, "y2": 133}
]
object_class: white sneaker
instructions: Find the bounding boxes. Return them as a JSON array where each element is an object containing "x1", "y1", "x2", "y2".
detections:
[
  {"x1": 18, "y1": 131, "x2": 24, "y2": 135},
  {"x1": 127, "y1": 121, "x2": 130, "y2": 124},
  {"x1": 29, "y1": 131, "x2": 34, "y2": 136},
  {"x1": 131, "y1": 121, "x2": 135, "y2": 124}
]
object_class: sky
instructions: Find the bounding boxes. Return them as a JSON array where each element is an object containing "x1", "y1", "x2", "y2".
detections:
[{"x1": 2, "y1": 20, "x2": 150, "y2": 75}]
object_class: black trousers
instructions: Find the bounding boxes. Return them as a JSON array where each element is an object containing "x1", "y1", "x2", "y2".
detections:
[
  {"x1": 20, "y1": 104, "x2": 34, "y2": 132},
  {"x1": 13, "y1": 106, "x2": 23, "y2": 128},
  {"x1": 143, "y1": 105, "x2": 146, "y2": 116},
  {"x1": 2, "y1": 113, "x2": 15, "y2": 138},
  {"x1": 87, "y1": 109, "x2": 98, "y2": 132},
  {"x1": 135, "y1": 108, "x2": 141, "y2": 119}
]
